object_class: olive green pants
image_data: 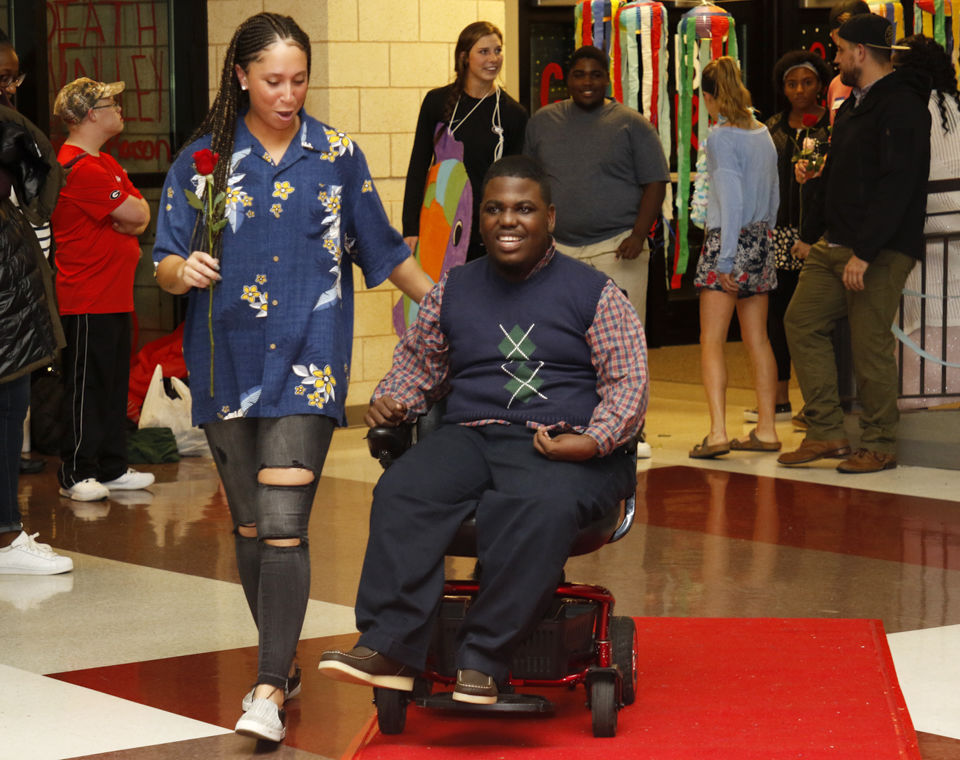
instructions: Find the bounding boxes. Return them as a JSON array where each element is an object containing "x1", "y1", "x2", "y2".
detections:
[{"x1": 784, "y1": 240, "x2": 916, "y2": 454}]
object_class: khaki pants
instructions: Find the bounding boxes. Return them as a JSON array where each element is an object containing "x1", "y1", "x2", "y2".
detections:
[
  {"x1": 555, "y1": 229, "x2": 649, "y2": 324},
  {"x1": 784, "y1": 240, "x2": 916, "y2": 453}
]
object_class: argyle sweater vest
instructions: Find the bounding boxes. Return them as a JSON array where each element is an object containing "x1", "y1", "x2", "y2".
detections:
[{"x1": 440, "y1": 253, "x2": 608, "y2": 427}]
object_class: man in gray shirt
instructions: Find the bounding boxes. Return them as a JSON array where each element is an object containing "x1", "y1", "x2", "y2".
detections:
[{"x1": 523, "y1": 45, "x2": 669, "y2": 325}]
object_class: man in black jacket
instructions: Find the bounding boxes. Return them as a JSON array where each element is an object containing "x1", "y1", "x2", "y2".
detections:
[{"x1": 779, "y1": 14, "x2": 931, "y2": 474}]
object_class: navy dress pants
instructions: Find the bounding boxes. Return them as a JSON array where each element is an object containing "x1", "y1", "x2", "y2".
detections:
[{"x1": 355, "y1": 423, "x2": 636, "y2": 684}]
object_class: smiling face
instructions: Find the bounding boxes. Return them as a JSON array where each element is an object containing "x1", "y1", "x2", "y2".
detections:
[
  {"x1": 463, "y1": 33, "x2": 503, "y2": 92},
  {"x1": 479, "y1": 175, "x2": 555, "y2": 282},
  {"x1": 783, "y1": 67, "x2": 821, "y2": 113},
  {"x1": 568, "y1": 56, "x2": 609, "y2": 110},
  {"x1": 236, "y1": 40, "x2": 309, "y2": 138}
]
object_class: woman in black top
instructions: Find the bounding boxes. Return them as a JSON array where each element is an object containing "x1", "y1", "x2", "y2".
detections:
[
  {"x1": 402, "y1": 21, "x2": 527, "y2": 261},
  {"x1": 755, "y1": 50, "x2": 832, "y2": 425}
]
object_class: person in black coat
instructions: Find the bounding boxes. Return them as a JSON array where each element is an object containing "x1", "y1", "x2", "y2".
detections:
[
  {"x1": 753, "y1": 50, "x2": 833, "y2": 426},
  {"x1": 0, "y1": 103, "x2": 72, "y2": 575}
]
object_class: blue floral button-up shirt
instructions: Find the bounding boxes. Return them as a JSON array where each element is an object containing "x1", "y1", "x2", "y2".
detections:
[{"x1": 153, "y1": 111, "x2": 410, "y2": 426}]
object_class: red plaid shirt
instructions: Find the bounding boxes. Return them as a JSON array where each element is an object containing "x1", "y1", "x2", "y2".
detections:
[{"x1": 373, "y1": 247, "x2": 648, "y2": 456}]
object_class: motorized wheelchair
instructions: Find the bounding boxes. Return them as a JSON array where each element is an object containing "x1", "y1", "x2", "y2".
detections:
[{"x1": 364, "y1": 408, "x2": 639, "y2": 738}]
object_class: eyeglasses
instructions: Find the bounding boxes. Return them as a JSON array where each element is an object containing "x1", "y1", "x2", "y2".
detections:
[
  {"x1": 0, "y1": 72, "x2": 25, "y2": 89},
  {"x1": 91, "y1": 100, "x2": 121, "y2": 111}
]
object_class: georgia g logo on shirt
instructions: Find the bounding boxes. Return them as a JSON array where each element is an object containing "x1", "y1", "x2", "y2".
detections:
[{"x1": 110, "y1": 190, "x2": 121, "y2": 200}]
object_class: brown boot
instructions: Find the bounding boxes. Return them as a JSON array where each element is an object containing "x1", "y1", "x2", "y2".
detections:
[
  {"x1": 317, "y1": 646, "x2": 417, "y2": 690},
  {"x1": 836, "y1": 448, "x2": 897, "y2": 474},
  {"x1": 777, "y1": 438, "x2": 852, "y2": 465}
]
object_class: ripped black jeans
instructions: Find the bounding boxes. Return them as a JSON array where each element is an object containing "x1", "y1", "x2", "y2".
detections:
[{"x1": 204, "y1": 414, "x2": 334, "y2": 690}]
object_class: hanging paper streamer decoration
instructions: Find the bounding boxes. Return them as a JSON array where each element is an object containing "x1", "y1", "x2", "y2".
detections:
[
  {"x1": 914, "y1": 0, "x2": 960, "y2": 77},
  {"x1": 673, "y1": 4, "x2": 738, "y2": 290},
  {"x1": 868, "y1": 2, "x2": 905, "y2": 40},
  {"x1": 574, "y1": 0, "x2": 629, "y2": 93},
  {"x1": 612, "y1": 2, "x2": 671, "y2": 159}
]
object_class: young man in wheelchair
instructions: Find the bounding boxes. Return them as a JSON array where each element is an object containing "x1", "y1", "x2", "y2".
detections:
[{"x1": 318, "y1": 155, "x2": 648, "y2": 705}]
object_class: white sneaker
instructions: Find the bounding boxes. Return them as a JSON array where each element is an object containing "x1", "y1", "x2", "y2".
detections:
[
  {"x1": 235, "y1": 698, "x2": 285, "y2": 742},
  {"x1": 59, "y1": 478, "x2": 109, "y2": 502},
  {"x1": 101, "y1": 468, "x2": 155, "y2": 491},
  {"x1": 241, "y1": 666, "x2": 302, "y2": 712},
  {"x1": 0, "y1": 532, "x2": 74, "y2": 575}
]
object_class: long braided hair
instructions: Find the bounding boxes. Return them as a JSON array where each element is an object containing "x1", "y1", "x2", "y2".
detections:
[
  {"x1": 896, "y1": 34, "x2": 960, "y2": 134},
  {"x1": 439, "y1": 21, "x2": 503, "y2": 133},
  {"x1": 183, "y1": 12, "x2": 311, "y2": 258}
]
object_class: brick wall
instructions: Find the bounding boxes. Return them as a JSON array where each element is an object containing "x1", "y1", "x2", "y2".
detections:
[{"x1": 206, "y1": 0, "x2": 515, "y2": 411}]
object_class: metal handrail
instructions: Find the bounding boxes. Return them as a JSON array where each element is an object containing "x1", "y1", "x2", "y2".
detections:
[{"x1": 897, "y1": 211, "x2": 960, "y2": 402}]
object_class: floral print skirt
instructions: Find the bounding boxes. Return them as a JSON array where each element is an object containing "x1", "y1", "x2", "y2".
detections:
[
  {"x1": 772, "y1": 225, "x2": 805, "y2": 271},
  {"x1": 695, "y1": 221, "x2": 777, "y2": 297}
]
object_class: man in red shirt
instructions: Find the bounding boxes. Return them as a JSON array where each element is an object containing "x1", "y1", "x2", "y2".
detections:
[{"x1": 51, "y1": 77, "x2": 154, "y2": 501}]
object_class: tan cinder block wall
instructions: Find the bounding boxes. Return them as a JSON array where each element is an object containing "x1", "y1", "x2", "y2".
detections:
[{"x1": 206, "y1": 0, "x2": 517, "y2": 413}]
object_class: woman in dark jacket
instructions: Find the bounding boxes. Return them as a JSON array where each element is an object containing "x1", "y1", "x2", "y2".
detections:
[
  {"x1": 752, "y1": 51, "x2": 832, "y2": 427},
  {"x1": 402, "y1": 21, "x2": 527, "y2": 262},
  {"x1": 0, "y1": 103, "x2": 71, "y2": 575}
]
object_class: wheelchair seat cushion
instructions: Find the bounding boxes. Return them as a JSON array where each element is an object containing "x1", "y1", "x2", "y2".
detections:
[{"x1": 444, "y1": 504, "x2": 622, "y2": 558}]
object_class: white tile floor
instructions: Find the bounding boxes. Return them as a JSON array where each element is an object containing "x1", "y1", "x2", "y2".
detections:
[
  {"x1": 887, "y1": 626, "x2": 960, "y2": 740},
  {"x1": 3, "y1": 381, "x2": 958, "y2": 757},
  {"x1": 1, "y1": 664, "x2": 231, "y2": 760},
  {"x1": 4, "y1": 554, "x2": 356, "y2": 675}
]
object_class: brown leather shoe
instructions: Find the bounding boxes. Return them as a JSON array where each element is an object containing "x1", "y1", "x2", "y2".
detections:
[
  {"x1": 836, "y1": 448, "x2": 897, "y2": 474},
  {"x1": 777, "y1": 437, "x2": 852, "y2": 465},
  {"x1": 452, "y1": 669, "x2": 498, "y2": 704},
  {"x1": 317, "y1": 645, "x2": 416, "y2": 690}
]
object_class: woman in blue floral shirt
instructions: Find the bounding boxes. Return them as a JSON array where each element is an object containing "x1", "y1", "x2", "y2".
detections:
[{"x1": 153, "y1": 13, "x2": 430, "y2": 743}]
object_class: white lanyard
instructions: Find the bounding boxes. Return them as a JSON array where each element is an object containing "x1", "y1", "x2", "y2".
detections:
[{"x1": 449, "y1": 86, "x2": 504, "y2": 161}]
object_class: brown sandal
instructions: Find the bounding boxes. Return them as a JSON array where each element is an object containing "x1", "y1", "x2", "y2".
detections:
[
  {"x1": 689, "y1": 436, "x2": 730, "y2": 459},
  {"x1": 730, "y1": 429, "x2": 781, "y2": 452}
]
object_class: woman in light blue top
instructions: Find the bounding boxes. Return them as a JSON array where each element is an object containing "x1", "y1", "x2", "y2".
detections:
[{"x1": 690, "y1": 56, "x2": 780, "y2": 459}]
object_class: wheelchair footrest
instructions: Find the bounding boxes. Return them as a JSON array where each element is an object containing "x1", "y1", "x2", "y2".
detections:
[{"x1": 416, "y1": 692, "x2": 555, "y2": 714}]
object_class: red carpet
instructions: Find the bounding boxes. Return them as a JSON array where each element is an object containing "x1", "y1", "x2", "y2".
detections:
[{"x1": 345, "y1": 618, "x2": 919, "y2": 760}]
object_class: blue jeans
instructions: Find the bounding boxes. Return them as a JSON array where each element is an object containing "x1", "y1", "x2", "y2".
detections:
[
  {"x1": 204, "y1": 414, "x2": 334, "y2": 690},
  {"x1": 0, "y1": 375, "x2": 30, "y2": 534}
]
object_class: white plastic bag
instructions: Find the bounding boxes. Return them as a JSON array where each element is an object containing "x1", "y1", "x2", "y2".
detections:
[{"x1": 138, "y1": 365, "x2": 210, "y2": 457}]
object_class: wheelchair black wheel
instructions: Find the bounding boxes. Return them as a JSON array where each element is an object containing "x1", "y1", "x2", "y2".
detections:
[
  {"x1": 374, "y1": 687, "x2": 408, "y2": 734},
  {"x1": 611, "y1": 616, "x2": 638, "y2": 705},
  {"x1": 590, "y1": 678, "x2": 617, "y2": 738}
]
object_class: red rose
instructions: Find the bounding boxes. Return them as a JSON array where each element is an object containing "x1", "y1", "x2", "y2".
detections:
[
  {"x1": 706, "y1": 271, "x2": 717, "y2": 285},
  {"x1": 193, "y1": 148, "x2": 219, "y2": 176},
  {"x1": 801, "y1": 113, "x2": 819, "y2": 128}
]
